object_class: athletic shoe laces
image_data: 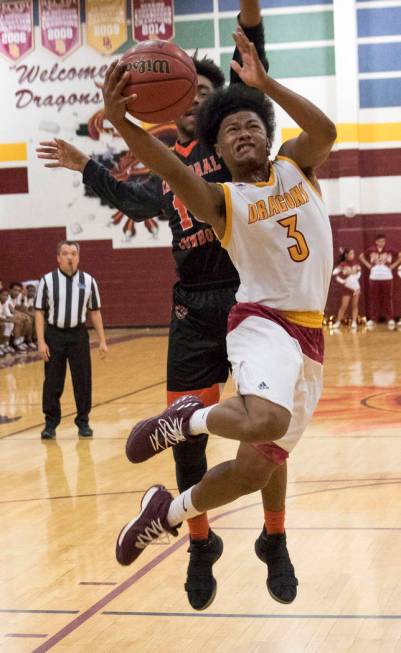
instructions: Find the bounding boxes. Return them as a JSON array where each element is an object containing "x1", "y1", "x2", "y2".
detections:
[
  {"x1": 150, "y1": 417, "x2": 187, "y2": 452},
  {"x1": 135, "y1": 518, "x2": 165, "y2": 550}
]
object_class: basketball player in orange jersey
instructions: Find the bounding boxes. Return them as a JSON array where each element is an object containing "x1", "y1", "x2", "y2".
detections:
[
  {"x1": 99, "y1": 26, "x2": 336, "y2": 599},
  {"x1": 37, "y1": 2, "x2": 298, "y2": 610}
]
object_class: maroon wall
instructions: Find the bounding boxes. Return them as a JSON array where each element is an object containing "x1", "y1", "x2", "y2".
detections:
[
  {"x1": 0, "y1": 227, "x2": 177, "y2": 326},
  {"x1": 1, "y1": 217, "x2": 400, "y2": 326}
]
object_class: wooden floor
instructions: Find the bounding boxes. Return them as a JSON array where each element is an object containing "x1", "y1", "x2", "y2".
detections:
[{"x1": 1, "y1": 325, "x2": 401, "y2": 653}]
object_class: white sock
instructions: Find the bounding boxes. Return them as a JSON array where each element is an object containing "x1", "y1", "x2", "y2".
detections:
[
  {"x1": 167, "y1": 487, "x2": 201, "y2": 526},
  {"x1": 189, "y1": 405, "x2": 216, "y2": 435}
]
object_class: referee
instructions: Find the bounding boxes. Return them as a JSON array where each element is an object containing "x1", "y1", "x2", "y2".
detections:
[{"x1": 35, "y1": 240, "x2": 108, "y2": 440}]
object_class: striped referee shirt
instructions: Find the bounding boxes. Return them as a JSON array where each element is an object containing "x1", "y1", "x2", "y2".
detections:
[{"x1": 35, "y1": 269, "x2": 101, "y2": 329}]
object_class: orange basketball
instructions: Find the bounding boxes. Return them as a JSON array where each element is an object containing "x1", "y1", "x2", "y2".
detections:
[{"x1": 119, "y1": 40, "x2": 197, "y2": 124}]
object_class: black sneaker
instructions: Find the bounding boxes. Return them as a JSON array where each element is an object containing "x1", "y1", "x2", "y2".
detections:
[
  {"x1": 255, "y1": 528, "x2": 298, "y2": 604},
  {"x1": 78, "y1": 425, "x2": 93, "y2": 438},
  {"x1": 184, "y1": 530, "x2": 223, "y2": 611},
  {"x1": 41, "y1": 427, "x2": 56, "y2": 440}
]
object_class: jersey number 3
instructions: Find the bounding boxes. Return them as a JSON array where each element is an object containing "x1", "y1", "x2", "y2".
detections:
[
  {"x1": 278, "y1": 214, "x2": 310, "y2": 262},
  {"x1": 173, "y1": 195, "x2": 194, "y2": 231}
]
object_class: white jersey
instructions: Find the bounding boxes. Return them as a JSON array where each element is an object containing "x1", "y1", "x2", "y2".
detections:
[{"x1": 219, "y1": 156, "x2": 333, "y2": 316}]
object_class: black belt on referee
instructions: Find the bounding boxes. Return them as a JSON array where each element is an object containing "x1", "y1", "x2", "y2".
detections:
[{"x1": 46, "y1": 322, "x2": 86, "y2": 332}]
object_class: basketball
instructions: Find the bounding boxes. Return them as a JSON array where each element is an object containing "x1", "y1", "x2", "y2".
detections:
[{"x1": 118, "y1": 40, "x2": 197, "y2": 124}]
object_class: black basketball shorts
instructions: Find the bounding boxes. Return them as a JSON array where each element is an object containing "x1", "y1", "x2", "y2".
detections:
[{"x1": 167, "y1": 282, "x2": 237, "y2": 392}]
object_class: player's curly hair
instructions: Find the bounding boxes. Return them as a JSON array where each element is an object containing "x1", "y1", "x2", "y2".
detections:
[
  {"x1": 197, "y1": 85, "x2": 276, "y2": 150},
  {"x1": 192, "y1": 52, "x2": 225, "y2": 89}
]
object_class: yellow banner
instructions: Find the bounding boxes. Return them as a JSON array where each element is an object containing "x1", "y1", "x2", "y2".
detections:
[{"x1": 85, "y1": 0, "x2": 127, "y2": 55}]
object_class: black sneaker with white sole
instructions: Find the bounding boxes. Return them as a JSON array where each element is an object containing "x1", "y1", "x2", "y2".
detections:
[{"x1": 255, "y1": 528, "x2": 298, "y2": 604}]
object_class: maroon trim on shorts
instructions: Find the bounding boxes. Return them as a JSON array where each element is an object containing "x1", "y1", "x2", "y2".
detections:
[
  {"x1": 227, "y1": 302, "x2": 324, "y2": 364},
  {"x1": 252, "y1": 441, "x2": 289, "y2": 465}
]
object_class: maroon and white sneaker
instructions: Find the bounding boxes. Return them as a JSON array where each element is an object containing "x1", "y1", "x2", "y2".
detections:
[
  {"x1": 126, "y1": 395, "x2": 204, "y2": 463},
  {"x1": 116, "y1": 485, "x2": 179, "y2": 566}
]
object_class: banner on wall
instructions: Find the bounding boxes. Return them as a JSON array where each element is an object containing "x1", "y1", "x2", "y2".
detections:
[
  {"x1": 0, "y1": 0, "x2": 34, "y2": 63},
  {"x1": 132, "y1": 0, "x2": 174, "y2": 42},
  {"x1": 39, "y1": 0, "x2": 81, "y2": 59},
  {"x1": 85, "y1": 0, "x2": 128, "y2": 55}
]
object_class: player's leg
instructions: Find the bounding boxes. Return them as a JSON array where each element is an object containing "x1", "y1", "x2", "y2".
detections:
[
  {"x1": 135, "y1": 284, "x2": 235, "y2": 610},
  {"x1": 116, "y1": 437, "x2": 278, "y2": 564},
  {"x1": 117, "y1": 319, "x2": 314, "y2": 577},
  {"x1": 257, "y1": 462, "x2": 297, "y2": 603}
]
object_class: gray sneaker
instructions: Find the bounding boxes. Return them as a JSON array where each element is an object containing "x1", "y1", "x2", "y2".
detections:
[{"x1": 116, "y1": 485, "x2": 179, "y2": 566}]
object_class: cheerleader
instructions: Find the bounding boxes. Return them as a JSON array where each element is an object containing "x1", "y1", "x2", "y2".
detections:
[{"x1": 332, "y1": 249, "x2": 361, "y2": 329}]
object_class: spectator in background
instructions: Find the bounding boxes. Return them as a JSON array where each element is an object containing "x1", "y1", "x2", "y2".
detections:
[
  {"x1": 0, "y1": 288, "x2": 16, "y2": 356},
  {"x1": 8, "y1": 282, "x2": 35, "y2": 350},
  {"x1": 24, "y1": 284, "x2": 38, "y2": 344},
  {"x1": 359, "y1": 234, "x2": 401, "y2": 329},
  {"x1": 24, "y1": 284, "x2": 37, "y2": 310},
  {"x1": 332, "y1": 249, "x2": 361, "y2": 330}
]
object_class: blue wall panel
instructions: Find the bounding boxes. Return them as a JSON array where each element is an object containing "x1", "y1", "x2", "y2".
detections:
[
  {"x1": 219, "y1": 0, "x2": 332, "y2": 10},
  {"x1": 360, "y1": 78, "x2": 401, "y2": 108},
  {"x1": 359, "y1": 43, "x2": 401, "y2": 73},
  {"x1": 358, "y1": 7, "x2": 401, "y2": 37},
  {"x1": 175, "y1": 0, "x2": 213, "y2": 14}
]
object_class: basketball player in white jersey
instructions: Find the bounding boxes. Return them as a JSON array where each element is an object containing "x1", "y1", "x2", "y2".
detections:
[{"x1": 99, "y1": 28, "x2": 337, "y2": 581}]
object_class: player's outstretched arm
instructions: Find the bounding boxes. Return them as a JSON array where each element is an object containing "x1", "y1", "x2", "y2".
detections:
[
  {"x1": 100, "y1": 61, "x2": 226, "y2": 237},
  {"x1": 232, "y1": 27, "x2": 337, "y2": 173},
  {"x1": 36, "y1": 139, "x2": 163, "y2": 222},
  {"x1": 231, "y1": 1, "x2": 268, "y2": 85}
]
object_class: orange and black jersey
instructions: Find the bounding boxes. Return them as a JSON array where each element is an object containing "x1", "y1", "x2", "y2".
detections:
[
  {"x1": 83, "y1": 19, "x2": 268, "y2": 289},
  {"x1": 83, "y1": 142, "x2": 238, "y2": 288}
]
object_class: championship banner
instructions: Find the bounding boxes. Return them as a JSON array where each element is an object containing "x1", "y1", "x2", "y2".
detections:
[
  {"x1": 85, "y1": 0, "x2": 128, "y2": 55},
  {"x1": 0, "y1": 0, "x2": 34, "y2": 62},
  {"x1": 132, "y1": 0, "x2": 174, "y2": 42},
  {"x1": 39, "y1": 0, "x2": 81, "y2": 59}
]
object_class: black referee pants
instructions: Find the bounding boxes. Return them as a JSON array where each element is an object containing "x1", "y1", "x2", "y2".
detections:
[{"x1": 43, "y1": 324, "x2": 92, "y2": 430}]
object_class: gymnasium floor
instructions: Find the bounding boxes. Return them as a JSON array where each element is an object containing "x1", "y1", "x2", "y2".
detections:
[{"x1": 1, "y1": 326, "x2": 400, "y2": 653}]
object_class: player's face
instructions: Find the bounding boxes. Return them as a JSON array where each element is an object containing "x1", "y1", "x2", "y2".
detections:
[
  {"x1": 57, "y1": 245, "x2": 79, "y2": 276},
  {"x1": 216, "y1": 111, "x2": 269, "y2": 176},
  {"x1": 175, "y1": 74, "x2": 215, "y2": 141},
  {"x1": 346, "y1": 249, "x2": 355, "y2": 261},
  {"x1": 0, "y1": 290, "x2": 8, "y2": 304},
  {"x1": 376, "y1": 238, "x2": 386, "y2": 249}
]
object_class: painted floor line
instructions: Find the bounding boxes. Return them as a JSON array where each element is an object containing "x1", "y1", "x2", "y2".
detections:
[
  {"x1": 0, "y1": 609, "x2": 79, "y2": 615},
  {"x1": 5, "y1": 633, "x2": 47, "y2": 638},
  {"x1": 102, "y1": 611, "x2": 401, "y2": 620}
]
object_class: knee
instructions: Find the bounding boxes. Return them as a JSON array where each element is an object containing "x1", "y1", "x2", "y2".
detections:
[{"x1": 247, "y1": 407, "x2": 291, "y2": 442}]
